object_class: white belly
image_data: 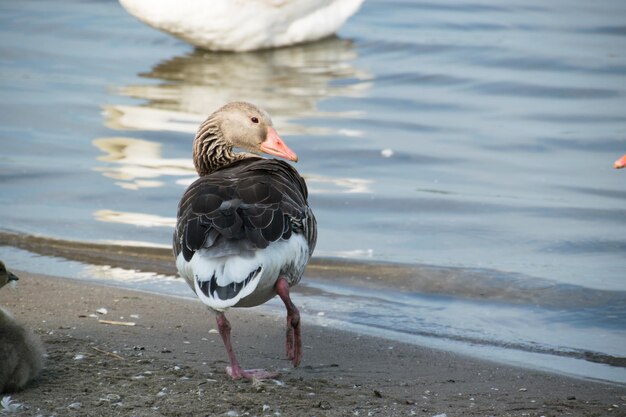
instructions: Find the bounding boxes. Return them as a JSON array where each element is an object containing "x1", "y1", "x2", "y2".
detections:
[{"x1": 176, "y1": 234, "x2": 309, "y2": 311}]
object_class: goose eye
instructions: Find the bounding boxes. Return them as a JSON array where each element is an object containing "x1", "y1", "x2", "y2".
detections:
[{"x1": 251, "y1": 117, "x2": 259, "y2": 124}]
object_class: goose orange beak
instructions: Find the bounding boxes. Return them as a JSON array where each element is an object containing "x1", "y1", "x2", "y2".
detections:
[
  {"x1": 260, "y1": 127, "x2": 298, "y2": 162},
  {"x1": 614, "y1": 154, "x2": 626, "y2": 169}
]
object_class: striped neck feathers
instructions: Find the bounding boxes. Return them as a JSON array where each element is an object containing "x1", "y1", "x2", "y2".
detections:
[{"x1": 192, "y1": 117, "x2": 255, "y2": 176}]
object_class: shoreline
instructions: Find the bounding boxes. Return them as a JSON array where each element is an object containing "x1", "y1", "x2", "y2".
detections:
[
  {"x1": 2, "y1": 230, "x2": 624, "y2": 308},
  {"x1": 0, "y1": 271, "x2": 624, "y2": 416},
  {"x1": 1, "y1": 232, "x2": 625, "y2": 382}
]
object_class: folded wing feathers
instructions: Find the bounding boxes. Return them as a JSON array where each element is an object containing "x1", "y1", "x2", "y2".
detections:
[{"x1": 175, "y1": 159, "x2": 316, "y2": 262}]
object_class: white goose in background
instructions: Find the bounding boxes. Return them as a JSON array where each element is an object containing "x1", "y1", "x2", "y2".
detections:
[
  {"x1": 174, "y1": 102, "x2": 316, "y2": 379},
  {"x1": 118, "y1": 0, "x2": 365, "y2": 51}
]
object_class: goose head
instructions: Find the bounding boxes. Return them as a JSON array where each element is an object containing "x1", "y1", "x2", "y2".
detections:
[
  {"x1": 0, "y1": 261, "x2": 19, "y2": 289},
  {"x1": 193, "y1": 102, "x2": 298, "y2": 175}
]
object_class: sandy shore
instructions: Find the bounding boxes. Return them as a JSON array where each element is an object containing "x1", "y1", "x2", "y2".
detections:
[{"x1": 0, "y1": 272, "x2": 624, "y2": 417}]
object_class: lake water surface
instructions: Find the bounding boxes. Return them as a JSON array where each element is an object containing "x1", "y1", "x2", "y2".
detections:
[{"x1": 1, "y1": 0, "x2": 625, "y2": 383}]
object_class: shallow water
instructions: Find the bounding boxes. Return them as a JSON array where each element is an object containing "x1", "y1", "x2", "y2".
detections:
[{"x1": 1, "y1": 0, "x2": 625, "y2": 382}]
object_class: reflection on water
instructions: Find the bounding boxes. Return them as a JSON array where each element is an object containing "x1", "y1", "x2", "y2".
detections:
[
  {"x1": 93, "y1": 137, "x2": 194, "y2": 190},
  {"x1": 103, "y1": 106, "x2": 202, "y2": 135},
  {"x1": 306, "y1": 174, "x2": 372, "y2": 194},
  {"x1": 94, "y1": 209, "x2": 175, "y2": 228},
  {"x1": 95, "y1": 37, "x2": 374, "y2": 225},
  {"x1": 105, "y1": 37, "x2": 370, "y2": 136}
]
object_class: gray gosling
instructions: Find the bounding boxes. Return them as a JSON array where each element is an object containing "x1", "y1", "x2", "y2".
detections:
[{"x1": 0, "y1": 261, "x2": 44, "y2": 393}]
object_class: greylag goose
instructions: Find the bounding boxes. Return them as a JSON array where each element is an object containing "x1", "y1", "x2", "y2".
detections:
[
  {"x1": 174, "y1": 102, "x2": 316, "y2": 379},
  {"x1": 614, "y1": 154, "x2": 626, "y2": 169},
  {"x1": 0, "y1": 262, "x2": 44, "y2": 393},
  {"x1": 118, "y1": 0, "x2": 364, "y2": 52}
]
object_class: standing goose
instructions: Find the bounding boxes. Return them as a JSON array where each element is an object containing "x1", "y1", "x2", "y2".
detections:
[
  {"x1": 0, "y1": 261, "x2": 45, "y2": 393},
  {"x1": 174, "y1": 102, "x2": 316, "y2": 379}
]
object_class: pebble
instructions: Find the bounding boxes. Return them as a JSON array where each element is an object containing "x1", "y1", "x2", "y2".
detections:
[
  {"x1": 96, "y1": 308, "x2": 108, "y2": 315},
  {"x1": 318, "y1": 400, "x2": 331, "y2": 410},
  {"x1": 68, "y1": 402, "x2": 82, "y2": 410}
]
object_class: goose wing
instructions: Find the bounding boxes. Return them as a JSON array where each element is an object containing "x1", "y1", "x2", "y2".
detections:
[{"x1": 174, "y1": 158, "x2": 316, "y2": 263}]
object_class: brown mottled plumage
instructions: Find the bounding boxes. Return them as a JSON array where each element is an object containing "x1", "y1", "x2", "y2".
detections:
[
  {"x1": 174, "y1": 102, "x2": 316, "y2": 379},
  {"x1": 0, "y1": 261, "x2": 44, "y2": 393}
]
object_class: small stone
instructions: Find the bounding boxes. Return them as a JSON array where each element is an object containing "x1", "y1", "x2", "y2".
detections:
[
  {"x1": 96, "y1": 308, "x2": 108, "y2": 315},
  {"x1": 373, "y1": 389, "x2": 383, "y2": 398},
  {"x1": 68, "y1": 402, "x2": 82, "y2": 410},
  {"x1": 318, "y1": 401, "x2": 331, "y2": 410},
  {"x1": 519, "y1": 388, "x2": 527, "y2": 392},
  {"x1": 567, "y1": 396, "x2": 576, "y2": 400}
]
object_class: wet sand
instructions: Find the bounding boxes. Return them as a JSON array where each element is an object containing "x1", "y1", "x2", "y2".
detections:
[{"x1": 1, "y1": 272, "x2": 624, "y2": 417}]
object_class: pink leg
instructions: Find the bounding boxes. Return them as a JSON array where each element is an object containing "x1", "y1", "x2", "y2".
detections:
[
  {"x1": 215, "y1": 312, "x2": 277, "y2": 380},
  {"x1": 274, "y1": 278, "x2": 302, "y2": 367}
]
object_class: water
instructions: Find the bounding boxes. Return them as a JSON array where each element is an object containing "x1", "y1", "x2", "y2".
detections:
[{"x1": 1, "y1": 0, "x2": 625, "y2": 382}]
